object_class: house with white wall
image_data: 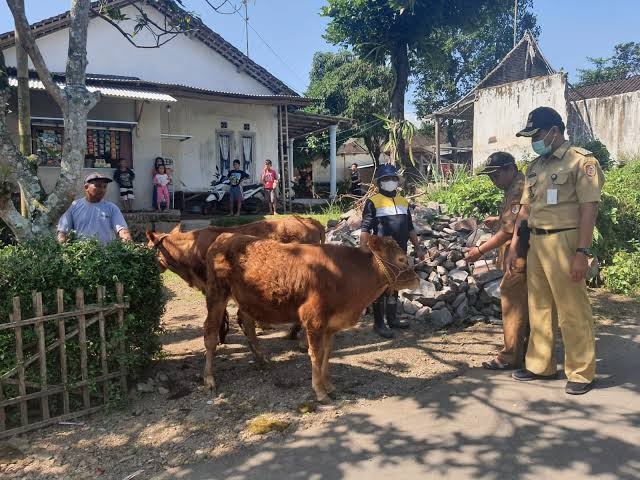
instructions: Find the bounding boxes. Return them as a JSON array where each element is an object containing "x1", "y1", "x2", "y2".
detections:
[
  {"x1": 1, "y1": 0, "x2": 345, "y2": 210},
  {"x1": 433, "y1": 31, "x2": 640, "y2": 170}
]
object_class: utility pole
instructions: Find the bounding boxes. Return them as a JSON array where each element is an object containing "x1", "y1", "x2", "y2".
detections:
[
  {"x1": 513, "y1": 0, "x2": 518, "y2": 47},
  {"x1": 242, "y1": 0, "x2": 249, "y2": 58},
  {"x1": 15, "y1": 24, "x2": 31, "y2": 217}
]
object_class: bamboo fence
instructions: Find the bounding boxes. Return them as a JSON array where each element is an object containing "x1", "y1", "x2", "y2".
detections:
[{"x1": 0, "y1": 283, "x2": 129, "y2": 439}]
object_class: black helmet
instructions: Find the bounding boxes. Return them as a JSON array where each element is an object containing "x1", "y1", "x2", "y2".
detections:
[{"x1": 375, "y1": 163, "x2": 399, "y2": 180}]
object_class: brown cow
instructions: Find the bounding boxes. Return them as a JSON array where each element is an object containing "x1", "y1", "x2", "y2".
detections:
[
  {"x1": 203, "y1": 234, "x2": 419, "y2": 402},
  {"x1": 145, "y1": 215, "x2": 322, "y2": 349}
]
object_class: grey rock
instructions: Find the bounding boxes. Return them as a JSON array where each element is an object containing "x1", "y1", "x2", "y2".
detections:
[
  {"x1": 402, "y1": 298, "x2": 419, "y2": 315},
  {"x1": 484, "y1": 279, "x2": 502, "y2": 302},
  {"x1": 137, "y1": 381, "x2": 155, "y2": 393},
  {"x1": 156, "y1": 372, "x2": 169, "y2": 383},
  {"x1": 436, "y1": 266, "x2": 447, "y2": 275},
  {"x1": 468, "y1": 285, "x2": 480, "y2": 296},
  {"x1": 431, "y1": 309, "x2": 454, "y2": 329},
  {"x1": 489, "y1": 317, "x2": 503, "y2": 325},
  {"x1": 158, "y1": 386, "x2": 170, "y2": 395},
  {"x1": 441, "y1": 275, "x2": 449, "y2": 286},
  {"x1": 432, "y1": 301, "x2": 447, "y2": 310},
  {"x1": 415, "y1": 306, "x2": 432, "y2": 321},
  {"x1": 449, "y1": 269, "x2": 469, "y2": 283},
  {"x1": 443, "y1": 260, "x2": 456, "y2": 270},
  {"x1": 455, "y1": 259, "x2": 468, "y2": 270},
  {"x1": 452, "y1": 292, "x2": 467, "y2": 309},
  {"x1": 448, "y1": 250, "x2": 464, "y2": 263},
  {"x1": 455, "y1": 298, "x2": 469, "y2": 319},
  {"x1": 327, "y1": 219, "x2": 339, "y2": 228}
]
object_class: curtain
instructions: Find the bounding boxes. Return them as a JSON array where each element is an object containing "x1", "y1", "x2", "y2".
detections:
[
  {"x1": 219, "y1": 134, "x2": 230, "y2": 174},
  {"x1": 242, "y1": 136, "x2": 253, "y2": 178}
]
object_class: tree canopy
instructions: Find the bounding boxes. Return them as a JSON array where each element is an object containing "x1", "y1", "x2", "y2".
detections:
[
  {"x1": 575, "y1": 42, "x2": 640, "y2": 87},
  {"x1": 302, "y1": 51, "x2": 393, "y2": 166},
  {"x1": 322, "y1": 0, "x2": 512, "y2": 166},
  {"x1": 413, "y1": 0, "x2": 539, "y2": 119}
]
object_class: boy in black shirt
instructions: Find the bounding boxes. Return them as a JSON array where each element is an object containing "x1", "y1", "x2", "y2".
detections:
[
  {"x1": 113, "y1": 158, "x2": 135, "y2": 212},
  {"x1": 228, "y1": 159, "x2": 250, "y2": 216}
]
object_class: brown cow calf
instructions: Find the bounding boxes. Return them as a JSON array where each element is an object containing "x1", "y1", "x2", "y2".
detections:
[
  {"x1": 145, "y1": 215, "x2": 323, "y2": 349},
  {"x1": 204, "y1": 234, "x2": 419, "y2": 402}
]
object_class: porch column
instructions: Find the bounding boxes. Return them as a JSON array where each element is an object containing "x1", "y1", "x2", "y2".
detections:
[
  {"x1": 329, "y1": 124, "x2": 337, "y2": 199},
  {"x1": 288, "y1": 138, "x2": 295, "y2": 194},
  {"x1": 434, "y1": 115, "x2": 441, "y2": 181}
]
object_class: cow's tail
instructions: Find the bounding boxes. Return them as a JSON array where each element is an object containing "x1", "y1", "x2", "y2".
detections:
[{"x1": 218, "y1": 309, "x2": 230, "y2": 344}]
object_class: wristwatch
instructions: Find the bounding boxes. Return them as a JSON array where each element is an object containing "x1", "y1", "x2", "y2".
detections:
[{"x1": 576, "y1": 247, "x2": 593, "y2": 257}]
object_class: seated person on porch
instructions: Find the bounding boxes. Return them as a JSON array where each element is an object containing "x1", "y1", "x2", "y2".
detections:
[{"x1": 57, "y1": 173, "x2": 131, "y2": 245}]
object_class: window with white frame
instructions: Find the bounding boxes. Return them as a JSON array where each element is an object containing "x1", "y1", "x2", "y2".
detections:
[
  {"x1": 241, "y1": 134, "x2": 254, "y2": 179},
  {"x1": 217, "y1": 131, "x2": 232, "y2": 175}
]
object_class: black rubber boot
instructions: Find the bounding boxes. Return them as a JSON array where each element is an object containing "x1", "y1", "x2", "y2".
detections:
[
  {"x1": 386, "y1": 294, "x2": 409, "y2": 329},
  {"x1": 373, "y1": 297, "x2": 394, "y2": 339}
]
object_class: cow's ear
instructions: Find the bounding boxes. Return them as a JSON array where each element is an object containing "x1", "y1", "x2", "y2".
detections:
[
  {"x1": 145, "y1": 230, "x2": 156, "y2": 242},
  {"x1": 170, "y1": 223, "x2": 182, "y2": 234}
]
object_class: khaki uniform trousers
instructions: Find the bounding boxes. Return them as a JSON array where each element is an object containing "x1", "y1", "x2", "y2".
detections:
[
  {"x1": 498, "y1": 266, "x2": 529, "y2": 367},
  {"x1": 526, "y1": 229, "x2": 596, "y2": 383}
]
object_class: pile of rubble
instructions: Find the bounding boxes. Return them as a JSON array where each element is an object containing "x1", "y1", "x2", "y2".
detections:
[{"x1": 326, "y1": 203, "x2": 505, "y2": 329}]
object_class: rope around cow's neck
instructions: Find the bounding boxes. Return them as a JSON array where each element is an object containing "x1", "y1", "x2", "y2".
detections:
[{"x1": 371, "y1": 250, "x2": 415, "y2": 291}]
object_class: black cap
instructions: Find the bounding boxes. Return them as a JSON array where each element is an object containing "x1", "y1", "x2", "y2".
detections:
[
  {"x1": 84, "y1": 173, "x2": 113, "y2": 184},
  {"x1": 516, "y1": 107, "x2": 565, "y2": 137},
  {"x1": 476, "y1": 151, "x2": 516, "y2": 175}
]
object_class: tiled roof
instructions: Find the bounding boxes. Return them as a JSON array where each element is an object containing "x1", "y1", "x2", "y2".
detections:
[
  {"x1": 568, "y1": 75, "x2": 640, "y2": 101},
  {"x1": 434, "y1": 31, "x2": 555, "y2": 119},
  {"x1": 0, "y1": 0, "x2": 298, "y2": 96}
]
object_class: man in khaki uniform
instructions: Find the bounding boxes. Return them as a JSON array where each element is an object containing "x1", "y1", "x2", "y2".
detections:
[
  {"x1": 506, "y1": 107, "x2": 604, "y2": 395},
  {"x1": 466, "y1": 152, "x2": 529, "y2": 370}
]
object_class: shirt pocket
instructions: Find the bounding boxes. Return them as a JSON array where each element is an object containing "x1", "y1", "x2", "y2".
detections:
[{"x1": 550, "y1": 170, "x2": 573, "y2": 203}]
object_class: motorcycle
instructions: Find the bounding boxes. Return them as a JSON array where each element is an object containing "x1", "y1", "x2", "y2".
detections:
[{"x1": 204, "y1": 167, "x2": 266, "y2": 214}]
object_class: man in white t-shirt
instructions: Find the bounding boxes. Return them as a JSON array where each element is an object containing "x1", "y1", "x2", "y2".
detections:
[{"x1": 57, "y1": 173, "x2": 132, "y2": 245}]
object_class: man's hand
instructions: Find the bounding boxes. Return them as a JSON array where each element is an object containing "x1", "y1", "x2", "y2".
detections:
[
  {"x1": 504, "y1": 246, "x2": 518, "y2": 277},
  {"x1": 57, "y1": 231, "x2": 67, "y2": 243},
  {"x1": 570, "y1": 253, "x2": 589, "y2": 282},
  {"x1": 483, "y1": 216, "x2": 499, "y2": 229},
  {"x1": 464, "y1": 245, "x2": 483, "y2": 264},
  {"x1": 118, "y1": 229, "x2": 132, "y2": 242}
]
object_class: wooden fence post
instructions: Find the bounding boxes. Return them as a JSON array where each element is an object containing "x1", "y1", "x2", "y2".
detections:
[
  {"x1": 12, "y1": 297, "x2": 28, "y2": 427},
  {"x1": 32, "y1": 291, "x2": 50, "y2": 421},
  {"x1": 57, "y1": 289, "x2": 70, "y2": 415},
  {"x1": 76, "y1": 289, "x2": 91, "y2": 410},
  {"x1": 97, "y1": 286, "x2": 109, "y2": 404},
  {"x1": 116, "y1": 283, "x2": 128, "y2": 395}
]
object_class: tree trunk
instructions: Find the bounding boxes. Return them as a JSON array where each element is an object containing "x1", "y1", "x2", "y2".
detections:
[
  {"x1": 389, "y1": 40, "x2": 410, "y2": 167},
  {"x1": 15, "y1": 25, "x2": 31, "y2": 217},
  {"x1": 2, "y1": 0, "x2": 99, "y2": 238}
]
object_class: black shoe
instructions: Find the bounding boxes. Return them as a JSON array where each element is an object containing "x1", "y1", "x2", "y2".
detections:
[
  {"x1": 512, "y1": 369, "x2": 559, "y2": 382},
  {"x1": 565, "y1": 381, "x2": 594, "y2": 395},
  {"x1": 373, "y1": 300, "x2": 394, "y2": 339},
  {"x1": 385, "y1": 296, "x2": 409, "y2": 329}
]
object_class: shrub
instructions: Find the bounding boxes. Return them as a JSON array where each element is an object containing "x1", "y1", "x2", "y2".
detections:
[
  {"x1": 419, "y1": 169, "x2": 502, "y2": 218},
  {"x1": 0, "y1": 237, "x2": 165, "y2": 410},
  {"x1": 577, "y1": 139, "x2": 612, "y2": 170},
  {"x1": 594, "y1": 157, "x2": 640, "y2": 263},
  {"x1": 603, "y1": 244, "x2": 640, "y2": 296}
]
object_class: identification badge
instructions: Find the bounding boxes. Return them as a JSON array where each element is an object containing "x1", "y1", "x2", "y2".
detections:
[{"x1": 547, "y1": 189, "x2": 558, "y2": 205}]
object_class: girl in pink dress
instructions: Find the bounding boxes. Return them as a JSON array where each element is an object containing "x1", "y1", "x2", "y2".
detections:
[{"x1": 153, "y1": 165, "x2": 171, "y2": 211}]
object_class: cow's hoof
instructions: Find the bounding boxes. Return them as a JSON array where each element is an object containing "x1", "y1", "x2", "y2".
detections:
[
  {"x1": 256, "y1": 357, "x2": 272, "y2": 369},
  {"x1": 204, "y1": 376, "x2": 216, "y2": 394},
  {"x1": 324, "y1": 382, "x2": 336, "y2": 395},
  {"x1": 316, "y1": 394, "x2": 332, "y2": 405}
]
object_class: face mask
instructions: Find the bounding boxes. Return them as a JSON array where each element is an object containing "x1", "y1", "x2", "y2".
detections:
[
  {"x1": 380, "y1": 180, "x2": 398, "y2": 192},
  {"x1": 531, "y1": 129, "x2": 555, "y2": 156}
]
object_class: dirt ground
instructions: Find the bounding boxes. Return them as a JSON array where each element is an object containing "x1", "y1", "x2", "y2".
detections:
[{"x1": 0, "y1": 273, "x2": 632, "y2": 480}]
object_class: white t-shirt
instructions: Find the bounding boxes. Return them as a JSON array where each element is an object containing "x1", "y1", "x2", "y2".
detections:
[
  {"x1": 57, "y1": 198, "x2": 128, "y2": 245},
  {"x1": 155, "y1": 173, "x2": 170, "y2": 186}
]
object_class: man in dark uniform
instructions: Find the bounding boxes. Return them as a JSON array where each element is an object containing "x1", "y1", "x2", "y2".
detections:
[
  {"x1": 360, "y1": 164, "x2": 425, "y2": 338},
  {"x1": 465, "y1": 152, "x2": 529, "y2": 370},
  {"x1": 350, "y1": 163, "x2": 362, "y2": 196}
]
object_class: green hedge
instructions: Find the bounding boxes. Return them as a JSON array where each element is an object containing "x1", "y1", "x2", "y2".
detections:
[
  {"x1": 419, "y1": 169, "x2": 502, "y2": 218},
  {"x1": 0, "y1": 237, "x2": 165, "y2": 419},
  {"x1": 603, "y1": 246, "x2": 640, "y2": 296}
]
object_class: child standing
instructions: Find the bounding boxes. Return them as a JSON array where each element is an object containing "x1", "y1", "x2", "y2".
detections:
[
  {"x1": 113, "y1": 158, "x2": 135, "y2": 212},
  {"x1": 153, "y1": 165, "x2": 171, "y2": 211},
  {"x1": 228, "y1": 159, "x2": 250, "y2": 216},
  {"x1": 261, "y1": 159, "x2": 278, "y2": 215}
]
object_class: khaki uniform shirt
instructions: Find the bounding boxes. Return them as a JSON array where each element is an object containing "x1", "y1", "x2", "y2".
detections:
[
  {"x1": 497, "y1": 172, "x2": 525, "y2": 268},
  {"x1": 520, "y1": 142, "x2": 604, "y2": 229}
]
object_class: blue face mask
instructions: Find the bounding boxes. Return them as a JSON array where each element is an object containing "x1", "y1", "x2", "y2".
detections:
[{"x1": 531, "y1": 129, "x2": 555, "y2": 156}]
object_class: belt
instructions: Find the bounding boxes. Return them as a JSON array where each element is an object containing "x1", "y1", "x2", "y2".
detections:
[{"x1": 531, "y1": 227, "x2": 576, "y2": 235}]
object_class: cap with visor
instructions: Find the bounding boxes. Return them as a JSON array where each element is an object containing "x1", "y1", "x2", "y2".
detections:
[{"x1": 516, "y1": 106, "x2": 565, "y2": 138}]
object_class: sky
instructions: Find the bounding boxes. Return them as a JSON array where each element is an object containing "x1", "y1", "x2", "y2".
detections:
[{"x1": 0, "y1": 0, "x2": 639, "y2": 121}]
